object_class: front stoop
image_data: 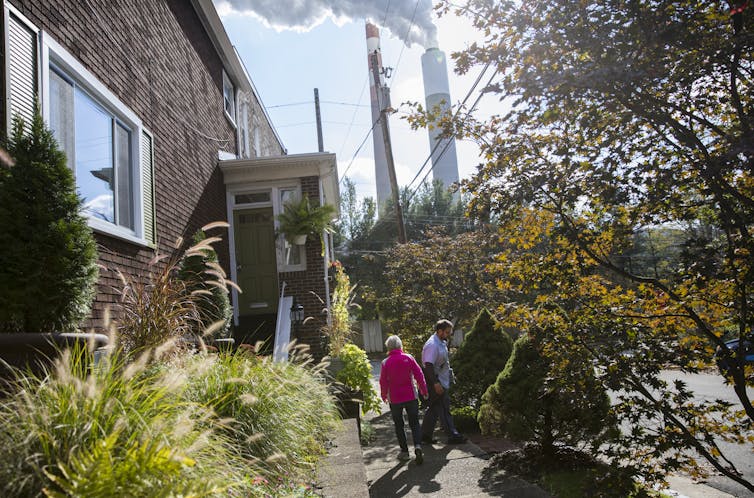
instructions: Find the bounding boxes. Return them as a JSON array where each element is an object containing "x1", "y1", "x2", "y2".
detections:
[{"x1": 316, "y1": 418, "x2": 369, "y2": 497}]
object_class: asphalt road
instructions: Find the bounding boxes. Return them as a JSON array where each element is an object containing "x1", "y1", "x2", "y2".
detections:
[{"x1": 658, "y1": 371, "x2": 754, "y2": 497}]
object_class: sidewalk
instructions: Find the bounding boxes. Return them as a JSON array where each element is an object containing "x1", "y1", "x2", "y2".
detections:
[
  {"x1": 360, "y1": 358, "x2": 737, "y2": 498},
  {"x1": 362, "y1": 408, "x2": 550, "y2": 497}
]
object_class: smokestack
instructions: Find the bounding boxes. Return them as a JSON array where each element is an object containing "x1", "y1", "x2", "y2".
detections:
[
  {"x1": 421, "y1": 47, "x2": 459, "y2": 191},
  {"x1": 366, "y1": 22, "x2": 392, "y2": 214}
]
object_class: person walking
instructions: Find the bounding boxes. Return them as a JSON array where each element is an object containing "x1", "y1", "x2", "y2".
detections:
[
  {"x1": 421, "y1": 319, "x2": 466, "y2": 444},
  {"x1": 379, "y1": 335, "x2": 429, "y2": 464}
]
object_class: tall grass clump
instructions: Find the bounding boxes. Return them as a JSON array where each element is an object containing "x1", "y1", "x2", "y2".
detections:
[
  {"x1": 0, "y1": 344, "x2": 252, "y2": 497},
  {"x1": 183, "y1": 345, "x2": 339, "y2": 482},
  {"x1": 117, "y1": 223, "x2": 238, "y2": 356}
]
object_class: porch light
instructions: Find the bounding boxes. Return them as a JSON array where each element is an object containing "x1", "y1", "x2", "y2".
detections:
[{"x1": 290, "y1": 299, "x2": 304, "y2": 326}]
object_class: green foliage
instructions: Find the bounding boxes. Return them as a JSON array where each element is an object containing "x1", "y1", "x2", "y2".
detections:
[
  {"x1": 0, "y1": 110, "x2": 98, "y2": 333},
  {"x1": 423, "y1": 0, "x2": 754, "y2": 489},
  {"x1": 452, "y1": 308, "x2": 513, "y2": 410},
  {"x1": 450, "y1": 405, "x2": 480, "y2": 434},
  {"x1": 335, "y1": 343, "x2": 381, "y2": 415},
  {"x1": 0, "y1": 346, "x2": 241, "y2": 497},
  {"x1": 277, "y1": 194, "x2": 336, "y2": 243},
  {"x1": 479, "y1": 334, "x2": 614, "y2": 454},
  {"x1": 321, "y1": 261, "x2": 356, "y2": 356},
  {"x1": 0, "y1": 343, "x2": 339, "y2": 497},
  {"x1": 177, "y1": 227, "x2": 232, "y2": 340},
  {"x1": 182, "y1": 347, "x2": 339, "y2": 480},
  {"x1": 335, "y1": 176, "x2": 376, "y2": 251},
  {"x1": 378, "y1": 228, "x2": 503, "y2": 357}
]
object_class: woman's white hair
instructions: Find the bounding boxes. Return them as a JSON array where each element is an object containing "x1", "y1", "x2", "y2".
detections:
[{"x1": 385, "y1": 335, "x2": 403, "y2": 351}]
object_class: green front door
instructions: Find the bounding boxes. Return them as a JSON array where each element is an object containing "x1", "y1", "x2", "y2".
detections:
[{"x1": 233, "y1": 208, "x2": 279, "y2": 316}]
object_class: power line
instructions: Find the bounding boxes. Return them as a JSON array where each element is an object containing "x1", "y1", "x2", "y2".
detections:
[
  {"x1": 388, "y1": 0, "x2": 421, "y2": 89},
  {"x1": 338, "y1": 115, "x2": 382, "y2": 182},
  {"x1": 405, "y1": 61, "x2": 492, "y2": 195}
]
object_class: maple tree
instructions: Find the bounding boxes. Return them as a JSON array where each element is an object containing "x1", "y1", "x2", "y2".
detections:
[{"x1": 410, "y1": 0, "x2": 754, "y2": 490}]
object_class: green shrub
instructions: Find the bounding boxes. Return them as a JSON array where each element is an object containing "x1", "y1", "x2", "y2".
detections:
[
  {"x1": 0, "y1": 345, "x2": 246, "y2": 497},
  {"x1": 451, "y1": 405, "x2": 481, "y2": 434},
  {"x1": 452, "y1": 308, "x2": 513, "y2": 410},
  {"x1": 0, "y1": 110, "x2": 98, "y2": 333},
  {"x1": 177, "y1": 227, "x2": 232, "y2": 340},
  {"x1": 479, "y1": 333, "x2": 615, "y2": 454},
  {"x1": 182, "y1": 348, "x2": 339, "y2": 481},
  {"x1": 336, "y1": 343, "x2": 381, "y2": 415}
]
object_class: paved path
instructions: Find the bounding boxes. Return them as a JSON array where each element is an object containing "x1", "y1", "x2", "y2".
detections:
[{"x1": 363, "y1": 359, "x2": 550, "y2": 497}]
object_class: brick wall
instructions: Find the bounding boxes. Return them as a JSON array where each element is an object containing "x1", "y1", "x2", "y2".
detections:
[
  {"x1": 279, "y1": 175, "x2": 329, "y2": 360},
  {"x1": 7, "y1": 0, "x2": 237, "y2": 330}
]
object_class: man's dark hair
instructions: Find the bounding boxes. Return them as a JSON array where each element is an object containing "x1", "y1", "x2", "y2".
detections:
[{"x1": 435, "y1": 319, "x2": 453, "y2": 332}]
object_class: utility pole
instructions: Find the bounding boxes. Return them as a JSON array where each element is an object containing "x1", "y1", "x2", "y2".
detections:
[
  {"x1": 314, "y1": 88, "x2": 324, "y2": 153},
  {"x1": 369, "y1": 51, "x2": 407, "y2": 243}
]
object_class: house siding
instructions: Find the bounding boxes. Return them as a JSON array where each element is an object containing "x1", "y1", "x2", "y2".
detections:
[{"x1": 5, "y1": 0, "x2": 238, "y2": 330}]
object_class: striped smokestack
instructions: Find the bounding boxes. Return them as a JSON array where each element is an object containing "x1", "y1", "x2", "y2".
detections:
[
  {"x1": 366, "y1": 21, "x2": 392, "y2": 214},
  {"x1": 421, "y1": 47, "x2": 459, "y2": 191}
]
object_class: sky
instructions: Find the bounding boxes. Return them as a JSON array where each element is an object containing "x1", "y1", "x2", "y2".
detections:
[{"x1": 213, "y1": 0, "x2": 499, "y2": 203}]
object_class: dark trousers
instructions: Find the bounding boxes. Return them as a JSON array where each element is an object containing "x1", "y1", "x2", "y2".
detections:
[
  {"x1": 389, "y1": 399, "x2": 421, "y2": 451},
  {"x1": 421, "y1": 388, "x2": 458, "y2": 439}
]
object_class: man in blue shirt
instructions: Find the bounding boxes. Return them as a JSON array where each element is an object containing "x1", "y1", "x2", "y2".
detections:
[{"x1": 420, "y1": 319, "x2": 466, "y2": 444}]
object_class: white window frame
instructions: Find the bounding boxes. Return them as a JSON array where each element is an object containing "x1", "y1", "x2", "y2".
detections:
[
  {"x1": 222, "y1": 69, "x2": 236, "y2": 125},
  {"x1": 39, "y1": 32, "x2": 149, "y2": 247}
]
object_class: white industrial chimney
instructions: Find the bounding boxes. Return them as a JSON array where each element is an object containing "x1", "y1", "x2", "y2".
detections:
[
  {"x1": 365, "y1": 22, "x2": 392, "y2": 214},
  {"x1": 421, "y1": 47, "x2": 459, "y2": 190}
]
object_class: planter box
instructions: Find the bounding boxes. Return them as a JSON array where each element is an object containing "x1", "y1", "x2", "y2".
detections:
[
  {"x1": 332, "y1": 386, "x2": 363, "y2": 437},
  {"x1": 0, "y1": 332, "x2": 109, "y2": 387}
]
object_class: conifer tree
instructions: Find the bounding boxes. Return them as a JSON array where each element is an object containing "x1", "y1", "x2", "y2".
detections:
[
  {"x1": 479, "y1": 333, "x2": 613, "y2": 455},
  {"x1": 451, "y1": 308, "x2": 513, "y2": 410},
  {"x1": 0, "y1": 111, "x2": 98, "y2": 333}
]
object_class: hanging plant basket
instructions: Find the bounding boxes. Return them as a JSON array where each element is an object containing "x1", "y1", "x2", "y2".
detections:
[{"x1": 290, "y1": 233, "x2": 308, "y2": 245}]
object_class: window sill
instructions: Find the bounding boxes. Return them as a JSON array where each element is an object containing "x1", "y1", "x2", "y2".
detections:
[{"x1": 89, "y1": 218, "x2": 153, "y2": 249}]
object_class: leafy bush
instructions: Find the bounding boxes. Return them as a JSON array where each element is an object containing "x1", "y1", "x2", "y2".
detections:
[
  {"x1": 176, "y1": 226, "x2": 232, "y2": 340},
  {"x1": 182, "y1": 347, "x2": 339, "y2": 480},
  {"x1": 0, "y1": 345, "x2": 245, "y2": 497},
  {"x1": 321, "y1": 261, "x2": 356, "y2": 356},
  {"x1": 452, "y1": 308, "x2": 513, "y2": 410},
  {"x1": 336, "y1": 343, "x2": 381, "y2": 415},
  {"x1": 0, "y1": 111, "x2": 98, "y2": 333},
  {"x1": 451, "y1": 405, "x2": 481, "y2": 434},
  {"x1": 479, "y1": 333, "x2": 615, "y2": 454}
]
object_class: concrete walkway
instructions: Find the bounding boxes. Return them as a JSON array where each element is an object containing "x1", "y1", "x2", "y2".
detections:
[{"x1": 363, "y1": 358, "x2": 550, "y2": 497}]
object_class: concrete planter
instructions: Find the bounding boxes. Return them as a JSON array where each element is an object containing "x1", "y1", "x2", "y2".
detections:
[{"x1": 0, "y1": 332, "x2": 109, "y2": 384}]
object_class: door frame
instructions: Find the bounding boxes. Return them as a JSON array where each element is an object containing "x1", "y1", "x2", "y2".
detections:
[{"x1": 226, "y1": 182, "x2": 301, "y2": 325}]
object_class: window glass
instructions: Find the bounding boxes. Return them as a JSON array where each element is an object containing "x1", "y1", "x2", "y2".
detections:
[
  {"x1": 49, "y1": 64, "x2": 135, "y2": 230},
  {"x1": 235, "y1": 191, "x2": 270, "y2": 204},
  {"x1": 74, "y1": 87, "x2": 114, "y2": 223},
  {"x1": 115, "y1": 123, "x2": 133, "y2": 229},
  {"x1": 223, "y1": 71, "x2": 235, "y2": 121},
  {"x1": 49, "y1": 69, "x2": 75, "y2": 170}
]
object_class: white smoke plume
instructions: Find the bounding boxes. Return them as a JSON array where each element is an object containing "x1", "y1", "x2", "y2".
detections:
[{"x1": 214, "y1": 0, "x2": 438, "y2": 48}]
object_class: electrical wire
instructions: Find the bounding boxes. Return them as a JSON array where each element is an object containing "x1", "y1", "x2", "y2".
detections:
[
  {"x1": 338, "y1": 116, "x2": 382, "y2": 182},
  {"x1": 388, "y1": 0, "x2": 421, "y2": 89}
]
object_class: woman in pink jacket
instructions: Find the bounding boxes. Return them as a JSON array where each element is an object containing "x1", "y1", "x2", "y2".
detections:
[{"x1": 379, "y1": 335, "x2": 429, "y2": 464}]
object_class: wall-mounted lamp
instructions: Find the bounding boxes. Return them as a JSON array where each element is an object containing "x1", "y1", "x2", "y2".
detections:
[{"x1": 290, "y1": 299, "x2": 304, "y2": 326}]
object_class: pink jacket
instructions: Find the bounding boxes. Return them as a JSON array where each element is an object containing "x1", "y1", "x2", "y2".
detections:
[{"x1": 379, "y1": 349, "x2": 428, "y2": 404}]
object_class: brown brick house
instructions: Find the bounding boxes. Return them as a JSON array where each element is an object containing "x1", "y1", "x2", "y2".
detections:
[{"x1": 1, "y1": 0, "x2": 338, "y2": 359}]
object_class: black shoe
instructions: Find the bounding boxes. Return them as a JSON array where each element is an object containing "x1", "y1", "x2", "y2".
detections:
[
  {"x1": 414, "y1": 447, "x2": 423, "y2": 465},
  {"x1": 447, "y1": 434, "x2": 467, "y2": 444},
  {"x1": 421, "y1": 435, "x2": 438, "y2": 444}
]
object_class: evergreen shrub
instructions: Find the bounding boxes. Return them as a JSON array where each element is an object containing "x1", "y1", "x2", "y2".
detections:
[
  {"x1": 479, "y1": 333, "x2": 615, "y2": 454},
  {"x1": 452, "y1": 309, "x2": 513, "y2": 410},
  {"x1": 177, "y1": 228, "x2": 232, "y2": 340},
  {"x1": 0, "y1": 112, "x2": 98, "y2": 333}
]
